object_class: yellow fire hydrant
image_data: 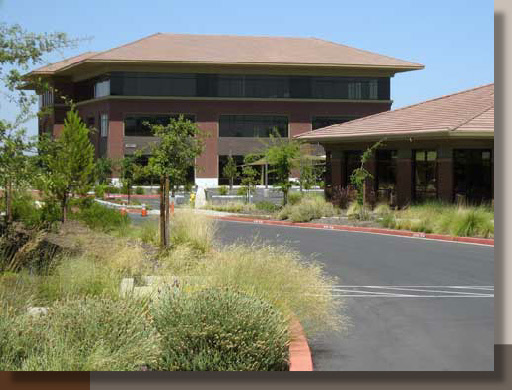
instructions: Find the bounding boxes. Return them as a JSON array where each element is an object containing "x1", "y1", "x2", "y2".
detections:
[{"x1": 189, "y1": 192, "x2": 196, "y2": 208}]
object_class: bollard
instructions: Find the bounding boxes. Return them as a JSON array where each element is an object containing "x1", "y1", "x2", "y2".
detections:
[
  {"x1": 170, "y1": 200, "x2": 175, "y2": 216},
  {"x1": 141, "y1": 203, "x2": 147, "y2": 217}
]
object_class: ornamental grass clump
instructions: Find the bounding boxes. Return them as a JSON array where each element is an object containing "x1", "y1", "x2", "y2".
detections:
[
  {"x1": 278, "y1": 194, "x2": 335, "y2": 222},
  {"x1": 195, "y1": 242, "x2": 342, "y2": 335},
  {"x1": 151, "y1": 287, "x2": 289, "y2": 371},
  {"x1": 170, "y1": 209, "x2": 217, "y2": 253},
  {"x1": 0, "y1": 296, "x2": 161, "y2": 371}
]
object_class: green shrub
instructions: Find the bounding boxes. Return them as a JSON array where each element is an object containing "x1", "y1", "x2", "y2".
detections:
[
  {"x1": 104, "y1": 185, "x2": 120, "y2": 194},
  {"x1": 346, "y1": 202, "x2": 370, "y2": 220},
  {"x1": 94, "y1": 184, "x2": 106, "y2": 199},
  {"x1": 255, "y1": 201, "x2": 279, "y2": 213},
  {"x1": 72, "y1": 202, "x2": 129, "y2": 233},
  {"x1": 218, "y1": 185, "x2": 228, "y2": 196},
  {"x1": 376, "y1": 202, "x2": 494, "y2": 238},
  {"x1": 278, "y1": 195, "x2": 335, "y2": 223},
  {"x1": 205, "y1": 202, "x2": 256, "y2": 214},
  {"x1": 236, "y1": 186, "x2": 247, "y2": 196},
  {"x1": 287, "y1": 192, "x2": 302, "y2": 205},
  {"x1": 135, "y1": 187, "x2": 145, "y2": 195},
  {"x1": 0, "y1": 296, "x2": 161, "y2": 371},
  {"x1": 373, "y1": 203, "x2": 391, "y2": 217},
  {"x1": 152, "y1": 287, "x2": 289, "y2": 371}
]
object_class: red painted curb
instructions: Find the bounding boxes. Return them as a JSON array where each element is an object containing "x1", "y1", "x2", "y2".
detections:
[
  {"x1": 211, "y1": 215, "x2": 494, "y2": 246},
  {"x1": 289, "y1": 319, "x2": 313, "y2": 371}
]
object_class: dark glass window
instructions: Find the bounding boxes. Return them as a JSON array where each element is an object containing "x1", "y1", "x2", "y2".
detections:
[
  {"x1": 312, "y1": 116, "x2": 357, "y2": 130},
  {"x1": 76, "y1": 72, "x2": 390, "y2": 101},
  {"x1": 344, "y1": 151, "x2": 363, "y2": 187},
  {"x1": 414, "y1": 150, "x2": 438, "y2": 201},
  {"x1": 124, "y1": 114, "x2": 195, "y2": 137},
  {"x1": 219, "y1": 115, "x2": 288, "y2": 138},
  {"x1": 454, "y1": 149, "x2": 493, "y2": 203},
  {"x1": 376, "y1": 150, "x2": 397, "y2": 200},
  {"x1": 112, "y1": 73, "x2": 196, "y2": 97}
]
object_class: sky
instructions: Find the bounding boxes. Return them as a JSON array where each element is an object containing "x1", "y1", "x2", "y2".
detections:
[{"x1": 0, "y1": 0, "x2": 494, "y2": 138}]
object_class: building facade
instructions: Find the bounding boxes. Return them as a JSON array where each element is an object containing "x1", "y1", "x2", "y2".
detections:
[
  {"x1": 28, "y1": 33, "x2": 423, "y2": 186},
  {"x1": 297, "y1": 84, "x2": 494, "y2": 206}
]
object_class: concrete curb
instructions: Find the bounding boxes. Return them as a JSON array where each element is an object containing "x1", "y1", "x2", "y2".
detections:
[
  {"x1": 210, "y1": 215, "x2": 495, "y2": 246},
  {"x1": 289, "y1": 319, "x2": 313, "y2": 371}
]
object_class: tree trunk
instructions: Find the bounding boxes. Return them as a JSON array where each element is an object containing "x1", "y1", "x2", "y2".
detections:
[
  {"x1": 164, "y1": 176, "x2": 170, "y2": 247},
  {"x1": 283, "y1": 188, "x2": 288, "y2": 206},
  {"x1": 229, "y1": 178, "x2": 233, "y2": 191},
  {"x1": 159, "y1": 177, "x2": 166, "y2": 249},
  {"x1": 5, "y1": 179, "x2": 12, "y2": 224},
  {"x1": 61, "y1": 193, "x2": 67, "y2": 223},
  {"x1": 127, "y1": 184, "x2": 131, "y2": 204}
]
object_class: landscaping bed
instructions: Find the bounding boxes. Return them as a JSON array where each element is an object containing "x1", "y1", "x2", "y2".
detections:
[{"x1": 1, "y1": 195, "x2": 341, "y2": 371}]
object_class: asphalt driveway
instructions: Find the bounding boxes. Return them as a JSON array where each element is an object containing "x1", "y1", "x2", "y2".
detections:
[{"x1": 214, "y1": 220, "x2": 494, "y2": 371}]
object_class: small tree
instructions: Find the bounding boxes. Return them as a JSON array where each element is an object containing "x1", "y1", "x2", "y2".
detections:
[
  {"x1": 38, "y1": 108, "x2": 95, "y2": 222},
  {"x1": 350, "y1": 139, "x2": 385, "y2": 208},
  {"x1": 240, "y1": 154, "x2": 260, "y2": 203},
  {"x1": 264, "y1": 133, "x2": 300, "y2": 205},
  {"x1": 94, "y1": 157, "x2": 113, "y2": 185},
  {"x1": 147, "y1": 115, "x2": 204, "y2": 248},
  {"x1": 222, "y1": 154, "x2": 238, "y2": 191},
  {"x1": 0, "y1": 125, "x2": 32, "y2": 224},
  {"x1": 299, "y1": 156, "x2": 317, "y2": 192}
]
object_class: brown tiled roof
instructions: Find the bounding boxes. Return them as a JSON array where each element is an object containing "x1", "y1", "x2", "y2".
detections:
[
  {"x1": 29, "y1": 33, "x2": 423, "y2": 74},
  {"x1": 30, "y1": 51, "x2": 98, "y2": 74},
  {"x1": 297, "y1": 83, "x2": 494, "y2": 141}
]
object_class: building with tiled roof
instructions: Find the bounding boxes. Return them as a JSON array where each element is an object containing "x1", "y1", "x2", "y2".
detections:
[
  {"x1": 25, "y1": 33, "x2": 423, "y2": 186},
  {"x1": 297, "y1": 84, "x2": 494, "y2": 205}
]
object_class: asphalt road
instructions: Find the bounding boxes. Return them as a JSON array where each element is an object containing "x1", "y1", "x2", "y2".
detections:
[{"x1": 214, "y1": 220, "x2": 494, "y2": 371}]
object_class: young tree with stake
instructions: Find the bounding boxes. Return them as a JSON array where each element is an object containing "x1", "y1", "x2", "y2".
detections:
[{"x1": 147, "y1": 115, "x2": 204, "y2": 248}]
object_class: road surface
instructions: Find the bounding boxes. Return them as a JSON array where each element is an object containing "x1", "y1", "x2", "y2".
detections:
[{"x1": 214, "y1": 220, "x2": 494, "y2": 371}]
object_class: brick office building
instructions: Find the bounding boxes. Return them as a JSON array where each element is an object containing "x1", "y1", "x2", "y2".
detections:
[
  {"x1": 297, "y1": 84, "x2": 494, "y2": 206},
  {"x1": 27, "y1": 33, "x2": 423, "y2": 186}
]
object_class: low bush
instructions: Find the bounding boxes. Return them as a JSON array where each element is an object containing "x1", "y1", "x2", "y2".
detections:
[
  {"x1": 205, "y1": 202, "x2": 256, "y2": 214},
  {"x1": 94, "y1": 184, "x2": 106, "y2": 199},
  {"x1": 0, "y1": 296, "x2": 161, "y2": 371},
  {"x1": 236, "y1": 186, "x2": 247, "y2": 196},
  {"x1": 8, "y1": 192, "x2": 61, "y2": 229},
  {"x1": 170, "y1": 210, "x2": 217, "y2": 253},
  {"x1": 218, "y1": 185, "x2": 228, "y2": 196},
  {"x1": 346, "y1": 202, "x2": 370, "y2": 220},
  {"x1": 152, "y1": 287, "x2": 289, "y2": 371},
  {"x1": 255, "y1": 201, "x2": 279, "y2": 213},
  {"x1": 278, "y1": 195, "x2": 335, "y2": 223},
  {"x1": 135, "y1": 187, "x2": 145, "y2": 195},
  {"x1": 376, "y1": 202, "x2": 494, "y2": 238},
  {"x1": 287, "y1": 192, "x2": 302, "y2": 205},
  {"x1": 71, "y1": 202, "x2": 129, "y2": 233},
  {"x1": 104, "y1": 185, "x2": 120, "y2": 194}
]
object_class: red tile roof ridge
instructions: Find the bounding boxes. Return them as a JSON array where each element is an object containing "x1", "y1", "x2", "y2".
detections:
[
  {"x1": 89, "y1": 32, "x2": 162, "y2": 60},
  {"x1": 310, "y1": 37, "x2": 424, "y2": 68},
  {"x1": 31, "y1": 51, "x2": 98, "y2": 73},
  {"x1": 451, "y1": 103, "x2": 495, "y2": 132},
  {"x1": 297, "y1": 83, "x2": 494, "y2": 138}
]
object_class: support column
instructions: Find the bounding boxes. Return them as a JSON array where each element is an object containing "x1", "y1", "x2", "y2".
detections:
[
  {"x1": 437, "y1": 147, "x2": 454, "y2": 203},
  {"x1": 396, "y1": 148, "x2": 413, "y2": 207}
]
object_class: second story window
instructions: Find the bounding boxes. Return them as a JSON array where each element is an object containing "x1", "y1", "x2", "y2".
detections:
[
  {"x1": 219, "y1": 115, "x2": 288, "y2": 138},
  {"x1": 95, "y1": 79, "x2": 110, "y2": 98},
  {"x1": 38, "y1": 89, "x2": 54, "y2": 108}
]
